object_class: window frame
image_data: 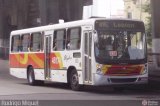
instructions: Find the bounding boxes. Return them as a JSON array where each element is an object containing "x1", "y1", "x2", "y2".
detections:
[
  {"x1": 11, "y1": 35, "x2": 20, "y2": 52},
  {"x1": 66, "y1": 27, "x2": 81, "y2": 50},
  {"x1": 30, "y1": 32, "x2": 44, "y2": 52},
  {"x1": 53, "y1": 29, "x2": 66, "y2": 51},
  {"x1": 20, "y1": 33, "x2": 31, "y2": 52}
]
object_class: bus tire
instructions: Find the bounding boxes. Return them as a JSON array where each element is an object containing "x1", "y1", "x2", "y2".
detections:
[
  {"x1": 27, "y1": 67, "x2": 44, "y2": 86},
  {"x1": 70, "y1": 69, "x2": 81, "y2": 91}
]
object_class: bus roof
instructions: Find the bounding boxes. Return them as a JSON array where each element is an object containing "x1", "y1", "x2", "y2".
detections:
[{"x1": 11, "y1": 18, "x2": 143, "y2": 35}]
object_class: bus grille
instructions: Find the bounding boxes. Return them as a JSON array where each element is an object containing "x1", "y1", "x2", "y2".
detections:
[
  {"x1": 110, "y1": 78, "x2": 137, "y2": 83},
  {"x1": 105, "y1": 65, "x2": 144, "y2": 76}
]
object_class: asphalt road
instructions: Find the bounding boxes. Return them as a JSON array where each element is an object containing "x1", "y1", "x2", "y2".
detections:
[{"x1": 0, "y1": 59, "x2": 160, "y2": 106}]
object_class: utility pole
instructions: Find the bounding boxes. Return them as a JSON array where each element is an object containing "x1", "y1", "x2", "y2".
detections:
[
  {"x1": 140, "y1": 0, "x2": 142, "y2": 20},
  {"x1": 151, "y1": 0, "x2": 160, "y2": 69}
]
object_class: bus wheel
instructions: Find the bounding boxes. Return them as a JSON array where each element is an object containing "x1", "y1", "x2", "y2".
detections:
[
  {"x1": 70, "y1": 69, "x2": 80, "y2": 91},
  {"x1": 27, "y1": 67, "x2": 44, "y2": 86}
]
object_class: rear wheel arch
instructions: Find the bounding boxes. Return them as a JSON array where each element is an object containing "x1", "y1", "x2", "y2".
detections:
[
  {"x1": 67, "y1": 66, "x2": 76, "y2": 84},
  {"x1": 27, "y1": 65, "x2": 44, "y2": 85},
  {"x1": 27, "y1": 65, "x2": 33, "y2": 77},
  {"x1": 67, "y1": 66, "x2": 81, "y2": 91}
]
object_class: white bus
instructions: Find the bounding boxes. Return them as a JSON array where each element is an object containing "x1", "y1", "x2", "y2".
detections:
[{"x1": 10, "y1": 18, "x2": 148, "y2": 90}]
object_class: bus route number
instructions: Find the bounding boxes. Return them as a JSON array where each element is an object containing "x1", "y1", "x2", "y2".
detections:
[{"x1": 52, "y1": 57, "x2": 61, "y2": 64}]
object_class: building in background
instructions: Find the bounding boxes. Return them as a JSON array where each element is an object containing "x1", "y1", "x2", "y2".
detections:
[
  {"x1": 0, "y1": 0, "x2": 153, "y2": 59},
  {"x1": 123, "y1": 0, "x2": 150, "y2": 24},
  {"x1": 83, "y1": 0, "x2": 124, "y2": 19},
  {"x1": 0, "y1": 0, "x2": 90, "y2": 59}
]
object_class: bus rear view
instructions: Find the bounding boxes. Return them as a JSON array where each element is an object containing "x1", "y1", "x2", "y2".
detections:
[{"x1": 93, "y1": 19, "x2": 148, "y2": 86}]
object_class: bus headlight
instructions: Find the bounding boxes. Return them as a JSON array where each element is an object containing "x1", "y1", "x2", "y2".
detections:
[
  {"x1": 96, "y1": 64, "x2": 103, "y2": 75},
  {"x1": 141, "y1": 64, "x2": 148, "y2": 75}
]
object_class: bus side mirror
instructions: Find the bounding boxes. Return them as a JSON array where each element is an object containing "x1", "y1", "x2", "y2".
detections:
[{"x1": 93, "y1": 30, "x2": 98, "y2": 44}]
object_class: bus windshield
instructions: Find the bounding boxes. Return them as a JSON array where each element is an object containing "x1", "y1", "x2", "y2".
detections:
[{"x1": 94, "y1": 21, "x2": 147, "y2": 64}]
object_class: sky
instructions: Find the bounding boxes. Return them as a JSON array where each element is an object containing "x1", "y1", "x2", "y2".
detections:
[{"x1": 83, "y1": 0, "x2": 124, "y2": 19}]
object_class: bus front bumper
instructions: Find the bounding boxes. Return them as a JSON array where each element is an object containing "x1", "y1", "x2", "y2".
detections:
[{"x1": 93, "y1": 73, "x2": 148, "y2": 86}]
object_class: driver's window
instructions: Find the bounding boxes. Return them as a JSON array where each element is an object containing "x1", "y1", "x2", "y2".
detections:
[{"x1": 131, "y1": 32, "x2": 142, "y2": 49}]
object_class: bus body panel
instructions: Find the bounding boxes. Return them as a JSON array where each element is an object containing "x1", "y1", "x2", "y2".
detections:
[
  {"x1": 93, "y1": 73, "x2": 148, "y2": 86},
  {"x1": 10, "y1": 53, "x2": 45, "y2": 69},
  {"x1": 10, "y1": 68, "x2": 27, "y2": 79},
  {"x1": 34, "y1": 69, "x2": 45, "y2": 80},
  {"x1": 9, "y1": 18, "x2": 148, "y2": 87},
  {"x1": 50, "y1": 51, "x2": 82, "y2": 70},
  {"x1": 92, "y1": 63, "x2": 148, "y2": 85},
  {"x1": 49, "y1": 51, "x2": 83, "y2": 83}
]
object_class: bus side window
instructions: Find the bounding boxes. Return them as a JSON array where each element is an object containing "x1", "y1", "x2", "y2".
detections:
[
  {"x1": 18, "y1": 38, "x2": 22, "y2": 52},
  {"x1": 67, "y1": 27, "x2": 81, "y2": 50},
  {"x1": 21, "y1": 34, "x2": 30, "y2": 52},
  {"x1": 30, "y1": 32, "x2": 42, "y2": 52},
  {"x1": 11, "y1": 35, "x2": 20, "y2": 52},
  {"x1": 53, "y1": 29, "x2": 66, "y2": 51},
  {"x1": 41, "y1": 32, "x2": 44, "y2": 51},
  {"x1": 66, "y1": 30, "x2": 70, "y2": 49},
  {"x1": 53, "y1": 31, "x2": 57, "y2": 51}
]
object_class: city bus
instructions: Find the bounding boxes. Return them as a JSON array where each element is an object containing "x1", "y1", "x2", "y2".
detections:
[{"x1": 9, "y1": 18, "x2": 148, "y2": 91}]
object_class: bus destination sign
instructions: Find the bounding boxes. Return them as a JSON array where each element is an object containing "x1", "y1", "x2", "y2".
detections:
[
  {"x1": 113, "y1": 23, "x2": 135, "y2": 29},
  {"x1": 95, "y1": 20, "x2": 144, "y2": 31}
]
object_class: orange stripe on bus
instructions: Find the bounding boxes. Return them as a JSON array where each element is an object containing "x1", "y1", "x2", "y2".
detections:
[
  {"x1": 55, "y1": 53, "x2": 63, "y2": 68},
  {"x1": 30, "y1": 54, "x2": 44, "y2": 68}
]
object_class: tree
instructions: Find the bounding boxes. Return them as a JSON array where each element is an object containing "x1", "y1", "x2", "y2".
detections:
[{"x1": 142, "y1": 1, "x2": 152, "y2": 47}]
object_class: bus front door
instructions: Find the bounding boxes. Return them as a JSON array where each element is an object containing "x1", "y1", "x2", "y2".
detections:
[
  {"x1": 44, "y1": 35, "x2": 51, "y2": 80},
  {"x1": 84, "y1": 31, "x2": 92, "y2": 83}
]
